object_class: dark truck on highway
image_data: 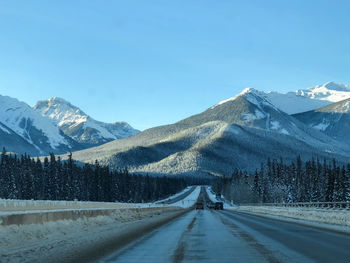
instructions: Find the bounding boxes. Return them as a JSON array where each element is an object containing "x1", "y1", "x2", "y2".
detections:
[
  {"x1": 214, "y1": 202, "x2": 224, "y2": 210},
  {"x1": 195, "y1": 202, "x2": 204, "y2": 209}
]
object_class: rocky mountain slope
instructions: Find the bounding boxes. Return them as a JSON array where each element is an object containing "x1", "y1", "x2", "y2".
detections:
[
  {"x1": 34, "y1": 97, "x2": 139, "y2": 147},
  {"x1": 0, "y1": 95, "x2": 80, "y2": 156},
  {"x1": 293, "y1": 97, "x2": 350, "y2": 145},
  {"x1": 66, "y1": 88, "x2": 350, "y2": 176}
]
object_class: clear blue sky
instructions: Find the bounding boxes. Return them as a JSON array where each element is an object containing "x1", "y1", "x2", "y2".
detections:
[{"x1": 1, "y1": 0, "x2": 350, "y2": 130}]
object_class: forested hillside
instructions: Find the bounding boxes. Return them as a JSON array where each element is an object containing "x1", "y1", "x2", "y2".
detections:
[
  {"x1": 214, "y1": 156, "x2": 350, "y2": 204},
  {"x1": 0, "y1": 148, "x2": 187, "y2": 203}
]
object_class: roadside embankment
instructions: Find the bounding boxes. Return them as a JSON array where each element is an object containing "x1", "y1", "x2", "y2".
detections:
[
  {"x1": 0, "y1": 206, "x2": 190, "y2": 263},
  {"x1": 229, "y1": 205, "x2": 350, "y2": 234}
]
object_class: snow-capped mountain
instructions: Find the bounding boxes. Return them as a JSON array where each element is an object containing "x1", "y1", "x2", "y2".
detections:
[
  {"x1": 256, "y1": 82, "x2": 350, "y2": 114},
  {"x1": 34, "y1": 97, "x2": 139, "y2": 147},
  {"x1": 293, "y1": 97, "x2": 350, "y2": 145},
  {"x1": 0, "y1": 95, "x2": 80, "y2": 156},
  {"x1": 66, "y1": 87, "x2": 350, "y2": 175}
]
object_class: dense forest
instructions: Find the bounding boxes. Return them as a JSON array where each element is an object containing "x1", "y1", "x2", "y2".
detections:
[
  {"x1": 213, "y1": 156, "x2": 350, "y2": 204},
  {"x1": 0, "y1": 148, "x2": 187, "y2": 203}
]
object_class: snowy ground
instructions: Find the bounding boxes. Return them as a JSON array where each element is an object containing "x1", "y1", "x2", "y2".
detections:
[
  {"x1": 231, "y1": 205, "x2": 350, "y2": 228},
  {"x1": 154, "y1": 186, "x2": 192, "y2": 203},
  {"x1": 0, "y1": 199, "x2": 164, "y2": 214},
  {"x1": 0, "y1": 187, "x2": 200, "y2": 262},
  {"x1": 0, "y1": 207, "x2": 184, "y2": 263},
  {"x1": 170, "y1": 186, "x2": 201, "y2": 208},
  {"x1": 0, "y1": 187, "x2": 196, "y2": 214}
]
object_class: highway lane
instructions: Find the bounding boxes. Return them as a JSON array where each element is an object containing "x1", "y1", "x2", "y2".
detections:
[
  {"x1": 100, "y1": 209, "x2": 267, "y2": 263},
  {"x1": 99, "y1": 187, "x2": 350, "y2": 263},
  {"x1": 218, "y1": 210, "x2": 350, "y2": 263}
]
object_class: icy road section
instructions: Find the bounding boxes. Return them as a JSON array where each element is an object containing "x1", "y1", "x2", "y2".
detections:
[{"x1": 170, "y1": 186, "x2": 201, "y2": 208}]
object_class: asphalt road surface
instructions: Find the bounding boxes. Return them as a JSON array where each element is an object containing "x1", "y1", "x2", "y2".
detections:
[{"x1": 100, "y1": 187, "x2": 350, "y2": 263}]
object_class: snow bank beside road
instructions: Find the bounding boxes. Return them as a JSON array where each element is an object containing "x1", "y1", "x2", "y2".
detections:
[
  {"x1": 0, "y1": 207, "x2": 186, "y2": 263},
  {"x1": 171, "y1": 186, "x2": 201, "y2": 208},
  {"x1": 0, "y1": 199, "x2": 163, "y2": 213},
  {"x1": 232, "y1": 205, "x2": 350, "y2": 228},
  {"x1": 206, "y1": 187, "x2": 221, "y2": 203},
  {"x1": 155, "y1": 186, "x2": 192, "y2": 203}
]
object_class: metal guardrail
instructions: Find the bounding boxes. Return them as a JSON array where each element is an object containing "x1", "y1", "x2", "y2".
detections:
[{"x1": 240, "y1": 202, "x2": 350, "y2": 209}]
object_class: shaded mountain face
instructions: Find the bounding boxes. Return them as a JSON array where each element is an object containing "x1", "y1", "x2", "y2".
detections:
[
  {"x1": 0, "y1": 121, "x2": 43, "y2": 155},
  {"x1": 0, "y1": 95, "x2": 80, "y2": 156},
  {"x1": 67, "y1": 88, "x2": 350, "y2": 176},
  {"x1": 34, "y1": 97, "x2": 140, "y2": 147},
  {"x1": 293, "y1": 98, "x2": 350, "y2": 145},
  {"x1": 255, "y1": 82, "x2": 350, "y2": 115}
]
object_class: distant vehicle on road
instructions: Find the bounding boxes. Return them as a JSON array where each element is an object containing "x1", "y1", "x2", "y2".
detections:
[
  {"x1": 195, "y1": 202, "x2": 204, "y2": 209},
  {"x1": 214, "y1": 202, "x2": 224, "y2": 210},
  {"x1": 207, "y1": 203, "x2": 215, "y2": 209}
]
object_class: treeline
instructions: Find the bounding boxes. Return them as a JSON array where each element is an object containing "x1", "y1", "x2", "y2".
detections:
[
  {"x1": 213, "y1": 156, "x2": 350, "y2": 204},
  {"x1": 0, "y1": 149, "x2": 187, "y2": 202}
]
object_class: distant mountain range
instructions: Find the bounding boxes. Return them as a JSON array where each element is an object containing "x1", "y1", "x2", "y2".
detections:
[
  {"x1": 0, "y1": 96, "x2": 139, "y2": 156},
  {"x1": 65, "y1": 82, "x2": 350, "y2": 175},
  {"x1": 2, "y1": 81, "x2": 350, "y2": 177}
]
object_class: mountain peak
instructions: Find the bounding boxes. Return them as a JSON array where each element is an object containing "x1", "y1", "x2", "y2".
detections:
[
  {"x1": 240, "y1": 87, "x2": 259, "y2": 95},
  {"x1": 47, "y1": 96, "x2": 72, "y2": 105},
  {"x1": 320, "y1": 81, "x2": 350, "y2": 92},
  {"x1": 34, "y1": 97, "x2": 139, "y2": 145},
  {"x1": 211, "y1": 87, "x2": 263, "y2": 109}
]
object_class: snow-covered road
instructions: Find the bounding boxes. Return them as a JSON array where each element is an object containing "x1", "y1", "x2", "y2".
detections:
[{"x1": 100, "y1": 187, "x2": 350, "y2": 263}]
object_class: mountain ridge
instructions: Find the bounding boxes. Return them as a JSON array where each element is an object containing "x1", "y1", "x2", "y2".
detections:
[{"x1": 64, "y1": 85, "x2": 350, "y2": 175}]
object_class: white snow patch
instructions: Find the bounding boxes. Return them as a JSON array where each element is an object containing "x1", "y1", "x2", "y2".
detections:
[
  {"x1": 312, "y1": 121, "x2": 330, "y2": 131},
  {"x1": 171, "y1": 186, "x2": 201, "y2": 208},
  {"x1": 154, "y1": 187, "x2": 192, "y2": 204},
  {"x1": 242, "y1": 110, "x2": 265, "y2": 121},
  {"x1": 270, "y1": 121, "x2": 281, "y2": 130},
  {"x1": 0, "y1": 124, "x2": 11, "y2": 134},
  {"x1": 280, "y1": 129, "x2": 290, "y2": 135},
  {"x1": 232, "y1": 205, "x2": 350, "y2": 227}
]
